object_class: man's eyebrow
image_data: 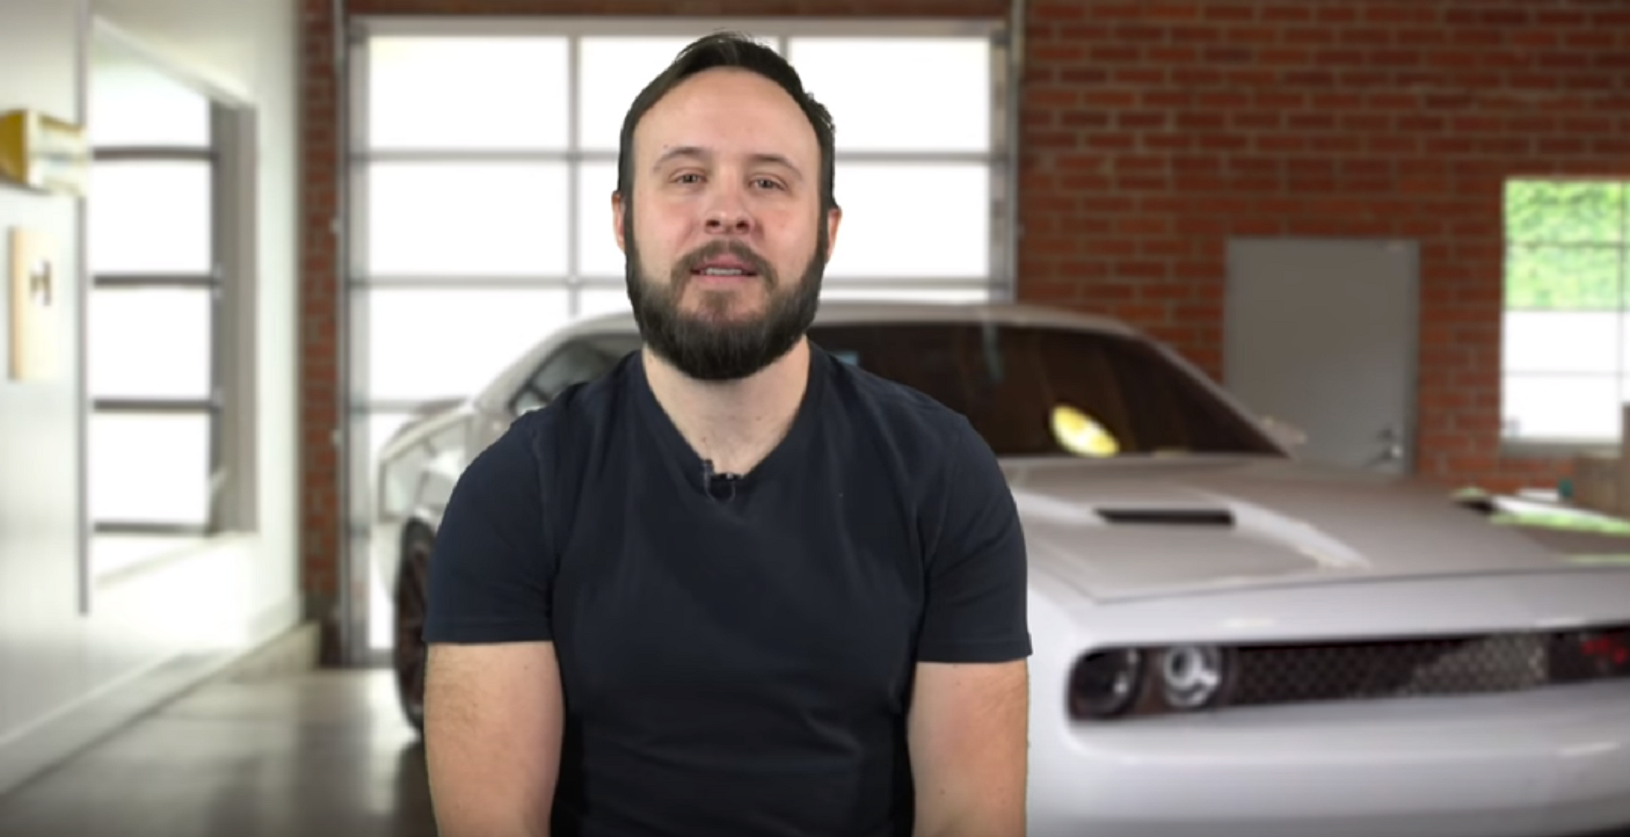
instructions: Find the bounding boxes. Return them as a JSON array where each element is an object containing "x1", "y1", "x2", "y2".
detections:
[
  {"x1": 650, "y1": 146, "x2": 805, "y2": 180},
  {"x1": 749, "y1": 153, "x2": 804, "y2": 180},
  {"x1": 652, "y1": 145, "x2": 709, "y2": 173}
]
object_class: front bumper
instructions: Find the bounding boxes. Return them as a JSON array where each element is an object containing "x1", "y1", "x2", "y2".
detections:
[{"x1": 1027, "y1": 680, "x2": 1630, "y2": 837}]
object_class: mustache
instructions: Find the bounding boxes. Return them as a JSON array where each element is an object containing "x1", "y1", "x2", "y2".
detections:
[{"x1": 675, "y1": 241, "x2": 775, "y2": 282}]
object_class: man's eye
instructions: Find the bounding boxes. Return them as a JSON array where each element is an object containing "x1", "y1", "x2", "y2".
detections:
[
  {"x1": 675, "y1": 173, "x2": 703, "y2": 184},
  {"x1": 753, "y1": 178, "x2": 783, "y2": 190}
]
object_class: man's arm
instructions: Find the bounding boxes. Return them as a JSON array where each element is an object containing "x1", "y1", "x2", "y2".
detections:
[
  {"x1": 908, "y1": 659, "x2": 1029, "y2": 837},
  {"x1": 425, "y1": 642, "x2": 564, "y2": 837},
  {"x1": 419, "y1": 415, "x2": 565, "y2": 837},
  {"x1": 910, "y1": 418, "x2": 1032, "y2": 837}
]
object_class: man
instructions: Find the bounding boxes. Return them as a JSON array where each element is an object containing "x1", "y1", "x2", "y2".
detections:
[{"x1": 421, "y1": 31, "x2": 1030, "y2": 837}]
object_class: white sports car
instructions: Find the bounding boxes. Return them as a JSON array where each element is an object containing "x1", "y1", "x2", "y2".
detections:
[{"x1": 371, "y1": 301, "x2": 1630, "y2": 837}]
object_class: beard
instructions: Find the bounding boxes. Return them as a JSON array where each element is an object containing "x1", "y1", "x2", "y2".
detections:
[{"x1": 624, "y1": 217, "x2": 826, "y2": 382}]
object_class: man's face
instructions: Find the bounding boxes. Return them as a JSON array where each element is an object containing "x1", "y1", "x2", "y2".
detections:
[{"x1": 613, "y1": 67, "x2": 841, "y2": 381}]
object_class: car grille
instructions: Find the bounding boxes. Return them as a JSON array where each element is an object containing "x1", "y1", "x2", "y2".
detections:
[{"x1": 1224, "y1": 623, "x2": 1630, "y2": 708}]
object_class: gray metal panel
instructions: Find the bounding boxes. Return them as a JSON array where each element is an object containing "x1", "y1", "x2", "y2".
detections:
[{"x1": 1224, "y1": 237, "x2": 1420, "y2": 475}]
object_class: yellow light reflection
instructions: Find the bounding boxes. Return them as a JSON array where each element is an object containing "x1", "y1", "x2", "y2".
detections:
[{"x1": 1051, "y1": 404, "x2": 1119, "y2": 458}]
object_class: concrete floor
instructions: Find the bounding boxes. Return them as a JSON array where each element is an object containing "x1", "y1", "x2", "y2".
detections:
[
  {"x1": 5, "y1": 660, "x2": 1630, "y2": 837},
  {"x1": 0, "y1": 668, "x2": 434, "y2": 837}
]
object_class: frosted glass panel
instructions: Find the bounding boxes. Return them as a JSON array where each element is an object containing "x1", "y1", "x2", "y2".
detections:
[
  {"x1": 820, "y1": 286, "x2": 990, "y2": 304},
  {"x1": 368, "y1": 36, "x2": 569, "y2": 150},
  {"x1": 88, "y1": 287, "x2": 213, "y2": 400},
  {"x1": 88, "y1": 161, "x2": 213, "y2": 275},
  {"x1": 1502, "y1": 375, "x2": 1620, "y2": 440},
  {"x1": 826, "y1": 163, "x2": 989, "y2": 279},
  {"x1": 368, "y1": 411, "x2": 418, "y2": 464},
  {"x1": 367, "y1": 162, "x2": 569, "y2": 277},
  {"x1": 787, "y1": 38, "x2": 991, "y2": 152},
  {"x1": 578, "y1": 287, "x2": 635, "y2": 322},
  {"x1": 89, "y1": 411, "x2": 211, "y2": 525},
  {"x1": 579, "y1": 37, "x2": 710, "y2": 151},
  {"x1": 1616, "y1": 314, "x2": 1630, "y2": 371},
  {"x1": 363, "y1": 288, "x2": 573, "y2": 402},
  {"x1": 89, "y1": 45, "x2": 211, "y2": 148},
  {"x1": 578, "y1": 161, "x2": 626, "y2": 277},
  {"x1": 1502, "y1": 310, "x2": 1618, "y2": 374}
]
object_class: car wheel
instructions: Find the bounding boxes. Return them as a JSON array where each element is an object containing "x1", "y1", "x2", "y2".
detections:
[{"x1": 395, "y1": 525, "x2": 432, "y2": 736}]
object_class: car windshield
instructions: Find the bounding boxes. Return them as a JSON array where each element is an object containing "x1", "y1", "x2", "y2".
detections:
[
  {"x1": 517, "y1": 321, "x2": 1283, "y2": 459},
  {"x1": 811, "y1": 322, "x2": 1281, "y2": 458}
]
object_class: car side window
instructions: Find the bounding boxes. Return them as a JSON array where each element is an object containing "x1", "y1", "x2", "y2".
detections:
[{"x1": 512, "y1": 339, "x2": 624, "y2": 414}]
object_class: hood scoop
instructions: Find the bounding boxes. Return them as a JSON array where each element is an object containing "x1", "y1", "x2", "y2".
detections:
[{"x1": 1095, "y1": 506, "x2": 1236, "y2": 527}]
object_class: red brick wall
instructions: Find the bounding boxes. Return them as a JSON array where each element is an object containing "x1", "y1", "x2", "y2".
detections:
[
  {"x1": 299, "y1": 0, "x2": 1630, "y2": 647},
  {"x1": 1019, "y1": 1, "x2": 1630, "y2": 494},
  {"x1": 300, "y1": 0, "x2": 342, "y2": 657}
]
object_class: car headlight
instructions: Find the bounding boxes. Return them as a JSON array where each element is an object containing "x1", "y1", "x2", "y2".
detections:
[
  {"x1": 1068, "y1": 649, "x2": 1145, "y2": 719},
  {"x1": 1158, "y1": 644, "x2": 1229, "y2": 710}
]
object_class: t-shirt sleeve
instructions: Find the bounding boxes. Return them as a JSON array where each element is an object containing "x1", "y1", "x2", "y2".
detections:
[
  {"x1": 915, "y1": 417, "x2": 1033, "y2": 664},
  {"x1": 422, "y1": 414, "x2": 558, "y2": 645}
]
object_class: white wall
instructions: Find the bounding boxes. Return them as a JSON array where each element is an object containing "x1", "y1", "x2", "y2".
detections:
[{"x1": 0, "y1": 0, "x2": 301, "y2": 794}]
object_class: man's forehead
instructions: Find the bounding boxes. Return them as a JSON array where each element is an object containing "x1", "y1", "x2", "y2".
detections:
[{"x1": 635, "y1": 68, "x2": 817, "y2": 152}]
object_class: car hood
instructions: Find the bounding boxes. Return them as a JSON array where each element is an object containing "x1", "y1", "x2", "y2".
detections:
[{"x1": 1001, "y1": 456, "x2": 1581, "y2": 602}]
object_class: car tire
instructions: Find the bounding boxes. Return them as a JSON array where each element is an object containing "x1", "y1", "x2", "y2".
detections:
[{"x1": 395, "y1": 525, "x2": 432, "y2": 736}]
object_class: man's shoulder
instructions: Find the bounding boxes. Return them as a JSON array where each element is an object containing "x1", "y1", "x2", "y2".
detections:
[
  {"x1": 461, "y1": 353, "x2": 636, "y2": 513},
  {"x1": 459, "y1": 354, "x2": 635, "y2": 499}
]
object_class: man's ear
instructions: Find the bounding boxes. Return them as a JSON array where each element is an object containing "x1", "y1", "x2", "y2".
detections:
[
  {"x1": 824, "y1": 205, "x2": 843, "y2": 263},
  {"x1": 612, "y1": 190, "x2": 627, "y2": 254}
]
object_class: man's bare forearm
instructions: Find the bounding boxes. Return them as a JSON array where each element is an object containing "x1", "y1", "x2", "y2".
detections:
[
  {"x1": 913, "y1": 807, "x2": 1024, "y2": 837},
  {"x1": 425, "y1": 642, "x2": 564, "y2": 837}
]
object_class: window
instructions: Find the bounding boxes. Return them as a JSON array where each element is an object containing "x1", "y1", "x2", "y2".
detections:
[
  {"x1": 358, "y1": 287, "x2": 574, "y2": 403},
  {"x1": 85, "y1": 39, "x2": 251, "y2": 577},
  {"x1": 785, "y1": 37, "x2": 991, "y2": 153},
  {"x1": 823, "y1": 162, "x2": 991, "y2": 279},
  {"x1": 348, "y1": 18, "x2": 1011, "y2": 651},
  {"x1": 365, "y1": 161, "x2": 571, "y2": 277},
  {"x1": 1501, "y1": 179, "x2": 1629, "y2": 444},
  {"x1": 87, "y1": 161, "x2": 214, "y2": 274},
  {"x1": 367, "y1": 36, "x2": 570, "y2": 151}
]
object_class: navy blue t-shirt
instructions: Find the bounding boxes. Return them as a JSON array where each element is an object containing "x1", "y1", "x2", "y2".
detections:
[{"x1": 424, "y1": 342, "x2": 1031, "y2": 837}]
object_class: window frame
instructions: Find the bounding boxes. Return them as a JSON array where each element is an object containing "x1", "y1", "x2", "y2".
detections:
[
  {"x1": 81, "y1": 32, "x2": 261, "y2": 598},
  {"x1": 88, "y1": 105, "x2": 255, "y2": 536},
  {"x1": 1498, "y1": 176, "x2": 1630, "y2": 455},
  {"x1": 347, "y1": 16, "x2": 1013, "y2": 291}
]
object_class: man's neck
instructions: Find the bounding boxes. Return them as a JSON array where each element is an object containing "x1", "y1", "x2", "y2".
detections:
[{"x1": 642, "y1": 338, "x2": 812, "y2": 475}]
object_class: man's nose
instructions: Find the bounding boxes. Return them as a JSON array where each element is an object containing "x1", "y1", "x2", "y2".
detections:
[{"x1": 703, "y1": 185, "x2": 754, "y2": 235}]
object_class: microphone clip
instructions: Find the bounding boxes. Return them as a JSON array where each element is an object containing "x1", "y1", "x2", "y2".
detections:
[{"x1": 701, "y1": 458, "x2": 741, "y2": 501}]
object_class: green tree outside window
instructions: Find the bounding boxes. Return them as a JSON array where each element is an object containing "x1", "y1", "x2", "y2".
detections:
[{"x1": 1505, "y1": 180, "x2": 1627, "y2": 311}]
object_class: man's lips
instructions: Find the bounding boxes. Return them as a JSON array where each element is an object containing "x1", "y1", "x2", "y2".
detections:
[{"x1": 691, "y1": 257, "x2": 757, "y2": 275}]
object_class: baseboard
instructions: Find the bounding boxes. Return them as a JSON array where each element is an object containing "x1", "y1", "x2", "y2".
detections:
[{"x1": 0, "y1": 596, "x2": 309, "y2": 797}]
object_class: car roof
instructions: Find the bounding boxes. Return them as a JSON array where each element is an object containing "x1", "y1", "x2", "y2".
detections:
[
  {"x1": 473, "y1": 300, "x2": 1147, "y2": 410},
  {"x1": 566, "y1": 299, "x2": 1140, "y2": 336}
]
